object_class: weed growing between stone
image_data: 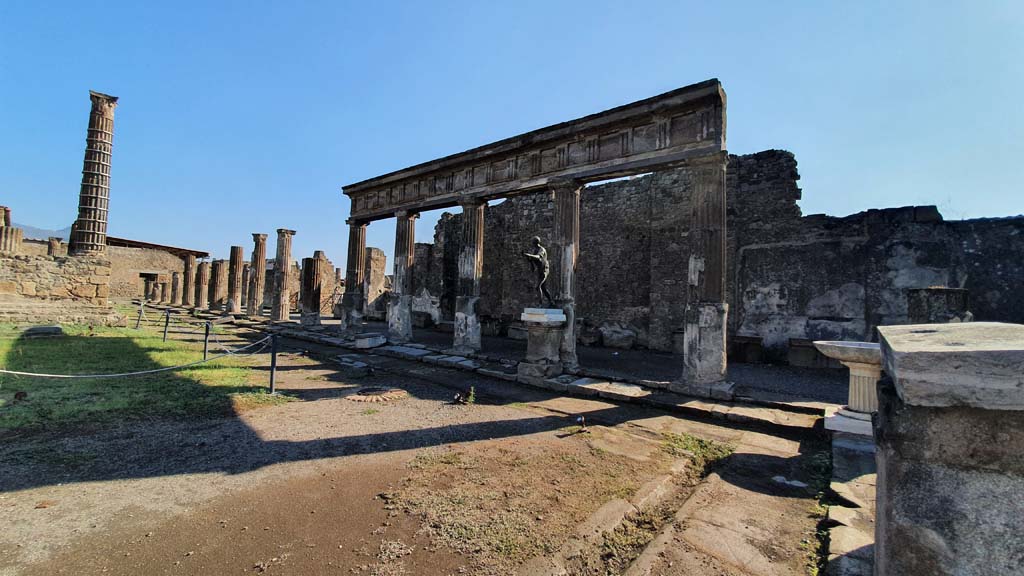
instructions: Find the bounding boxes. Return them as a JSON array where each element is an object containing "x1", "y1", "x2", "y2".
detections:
[{"x1": 660, "y1": 431, "x2": 734, "y2": 475}]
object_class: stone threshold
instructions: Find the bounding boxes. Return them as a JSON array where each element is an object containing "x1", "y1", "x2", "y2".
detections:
[{"x1": 245, "y1": 323, "x2": 820, "y2": 433}]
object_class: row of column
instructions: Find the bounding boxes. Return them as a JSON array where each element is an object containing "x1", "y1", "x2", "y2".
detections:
[
  {"x1": 340, "y1": 154, "x2": 728, "y2": 384},
  {"x1": 144, "y1": 229, "x2": 295, "y2": 322}
]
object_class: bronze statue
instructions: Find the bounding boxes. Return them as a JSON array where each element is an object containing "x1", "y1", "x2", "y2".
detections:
[{"x1": 523, "y1": 236, "x2": 555, "y2": 308}]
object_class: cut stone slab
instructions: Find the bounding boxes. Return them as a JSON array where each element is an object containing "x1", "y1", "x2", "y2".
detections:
[
  {"x1": 21, "y1": 325, "x2": 63, "y2": 337},
  {"x1": 353, "y1": 333, "x2": 386, "y2": 349},
  {"x1": 379, "y1": 345, "x2": 432, "y2": 359},
  {"x1": 564, "y1": 377, "x2": 608, "y2": 397},
  {"x1": 879, "y1": 322, "x2": 1024, "y2": 409}
]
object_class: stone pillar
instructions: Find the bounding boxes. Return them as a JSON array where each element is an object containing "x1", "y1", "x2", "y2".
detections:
[
  {"x1": 159, "y1": 281, "x2": 170, "y2": 304},
  {"x1": 907, "y1": 287, "x2": 971, "y2": 324},
  {"x1": 227, "y1": 245, "x2": 244, "y2": 314},
  {"x1": 300, "y1": 251, "x2": 329, "y2": 326},
  {"x1": 677, "y1": 154, "x2": 729, "y2": 391},
  {"x1": 209, "y1": 259, "x2": 228, "y2": 310},
  {"x1": 387, "y1": 210, "x2": 418, "y2": 343},
  {"x1": 247, "y1": 233, "x2": 268, "y2": 317},
  {"x1": 241, "y1": 263, "x2": 251, "y2": 305},
  {"x1": 170, "y1": 272, "x2": 182, "y2": 306},
  {"x1": 182, "y1": 254, "x2": 196, "y2": 307},
  {"x1": 70, "y1": 91, "x2": 118, "y2": 256},
  {"x1": 271, "y1": 229, "x2": 296, "y2": 321},
  {"x1": 0, "y1": 226, "x2": 23, "y2": 255},
  {"x1": 551, "y1": 180, "x2": 582, "y2": 370},
  {"x1": 195, "y1": 261, "x2": 210, "y2": 309},
  {"x1": 452, "y1": 198, "x2": 485, "y2": 354},
  {"x1": 47, "y1": 237, "x2": 62, "y2": 256},
  {"x1": 875, "y1": 323, "x2": 1024, "y2": 576},
  {"x1": 1, "y1": 206, "x2": 9, "y2": 227},
  {"x1": 340, "y1": 219, "x2": 367, "y2": 333},
  {"x1": 143, "y1": 279, "x2": 154, "y2": 301}
]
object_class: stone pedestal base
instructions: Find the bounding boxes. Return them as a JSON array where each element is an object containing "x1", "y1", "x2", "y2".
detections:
[
  {"x1": 679, "y1": 302, "x2": 727, "y2": 385},
  {"x1": 387, "y1": 295, "x2": 413, "y2": 343},
  {"x1": 843, "y1": 361, "x2": 881, "y2": 413},
  {"x1": 340, "y1": 292, "x2": 364, "y2": 335},
  {"x1": 824, "y1": 406, "x2": 873, "y2": 436},
  {"x1": 517, "y1": 309, "x2": 566, "y2": 385},
  {"x1": 300, "y1": 310, "x2": 321, "y2": 327},
  {"x1": 452, "y1": 295, "x2": 481, "y2": 354}
]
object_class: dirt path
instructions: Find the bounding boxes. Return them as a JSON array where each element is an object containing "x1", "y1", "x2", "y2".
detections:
[{"x1": 1, "y1": 333, "x2": 827, "y2": 576}]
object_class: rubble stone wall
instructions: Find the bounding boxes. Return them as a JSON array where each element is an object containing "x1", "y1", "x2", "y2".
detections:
[
  {"x1": 0, "y1": 254, "x2": 111, "y2": 304},
  {"x1": 415, "y1": 149, "x2": 1024, "y2": 356}
]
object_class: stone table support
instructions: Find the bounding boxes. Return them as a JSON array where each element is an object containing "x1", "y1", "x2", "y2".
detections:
[
  {"x1": 676, "y1": 153, "x2": 729, "y2": 392},
  {"x1": 227, "y1": 245, "x2": 244, "y2": 314},
  {"x1": 182, "y1": 254, "x2": 196, "y2": 307},
  {"x1": 195, "y1": 261, "x2": 210, "y2": 309},
  {"x1": 550, "y1": 180, "x2": 581, "y2": 371},
  {"x1": 340, "y1": 219, "x2": 367, "y2": 333},
  {"x1": 170, "y1": 272, "x2": 182, "y2": 306},
  {"x1": 452, "y1": 198, "x2": 485, "y2": 354},
  {"x1": 271, "y1": 229, "x2": 296, "y2": 321},
  {"x1": 387, "y1": 210, "x2": 418, "y2": 343},
  {"x1": 247, "y1": 233, "x2": 267, "y2": 317},
  {"x1": 874, "y1": 323, "x2": 1024, "y2": 576},
  {"x1": 209, "y1": 260, "x2": 228, "y2": 311}
]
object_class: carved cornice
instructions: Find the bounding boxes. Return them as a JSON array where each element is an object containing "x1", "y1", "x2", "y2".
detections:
[{"x1": 343, "y1": 79, "x2": 726, "y2": 221}]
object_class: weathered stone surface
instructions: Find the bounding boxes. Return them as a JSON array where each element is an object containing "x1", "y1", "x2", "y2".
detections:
[
  {"x1": 598, "y1": 323, "x2": 636, "y2": 349},
  {"x1": 907, "y1": 287, "x2": 971, "y2": 324},
  {"x1": 271, "y1": 229, "x2": 295, "y2": 321},
  {"x1": 69, "y1": 91, "x2": 117, "y2": 256},
  {"x1": 879, "y1": 322, "x2": 1024, "y2": 409}
]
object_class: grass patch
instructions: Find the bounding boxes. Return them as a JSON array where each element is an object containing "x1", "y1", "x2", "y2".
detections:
[
  {"x1": 0, "y1": 323, "x2": 291, "y2": 433},
  {"x1": 362, "y1": 408, "x2": 381, "y2": 416},
  {"x1": 661, "y1": 432, "x2": 734, "y2": 475}
]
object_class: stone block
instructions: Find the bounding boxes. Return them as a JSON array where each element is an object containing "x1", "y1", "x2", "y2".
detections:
[
  {"x1": 879, "y1": 322, "x2": 1024, "y2": 410},
  {"x1": 0, "y1": 281, "x2": 16, "y2": 294},
  {"x1": 70, "y1": 284, "x2": 97, "y2": 298},
  {"x1": 21, "y1": 281, "x2": 36, "y2": 296},
  {"x1": 354, "y1": 333, "x2": 387, "y2": 349}
]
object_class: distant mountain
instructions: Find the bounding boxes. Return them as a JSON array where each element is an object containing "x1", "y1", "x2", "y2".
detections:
[{"x1": 13, "y1": 222, "x2": 72, "y2": 241}]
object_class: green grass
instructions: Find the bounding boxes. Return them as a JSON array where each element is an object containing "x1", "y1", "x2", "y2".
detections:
[
  {"x1": 661, "y1": 432, "x2": 735, "y2": 475},
  {"x1": 0, "y1": 323, "x2": 291, "y2": 433}
]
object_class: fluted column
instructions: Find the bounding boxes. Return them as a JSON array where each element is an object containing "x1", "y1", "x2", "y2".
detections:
[
  {"x1": 170, "y1": 272, "x2": 182, "y2": 306},
  {"x1": 241, "y1": 263, "x2": 251, "y2": 304},
  {"x1": 679, "y1": 153, "x2": 729, "y2": 387},
  {"x1": 340, "y1": 219, "x2": 367, "y2": 333},
  {"x1": 300, "y1": 251, "x2": 329, "y2": 326},
  {"x1": 70, "y1": 91, "x2": 118, "y2": 256},
  {"x1": 227, "y1": 245, "x2": 244, "y2": 314},
  {"x1": 143, "y1": 279, "x2": 154, "y2": 301},
  {"x1": 182, "y1": 254, "x2": 196, "y2": 307},
  {"x1": 195, "y1": 261, "x2": 210, "y2": 309},
  {"x1": 159, "y1": 281, "x2": 169, "y2": 304},
  {"x1": 551, "y1": 180, "x2": 582, "y2": 370},
  {"x1": 387, "y1": 210, "x2": 418, "y2": 342},
  {"x1": 209, "y1": 260, "x2": 228, "y2": 311},
  {"x1": 271, "y1": 229, "x2": 296, "y2": 321},
  {"x1": 247, "y1": 233, "x2": 268, "y2": 317},
  {"x1": 452, "y1": 198, "x2": 485, "y2": 354}
]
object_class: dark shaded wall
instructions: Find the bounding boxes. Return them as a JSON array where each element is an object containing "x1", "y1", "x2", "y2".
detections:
[{"x1": 413, "y1": 150, "x2": 1024, "y2": 355}]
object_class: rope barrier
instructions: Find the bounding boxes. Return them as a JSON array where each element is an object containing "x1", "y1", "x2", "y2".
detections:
[
  {"x1": 0, "y1": 336, "x2": 272, "y2": 379},
  {"x1": 211, "y1": 332, "x2": 271, "y2": 357}
]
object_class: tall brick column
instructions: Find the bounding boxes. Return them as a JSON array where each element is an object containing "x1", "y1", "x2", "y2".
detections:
[
  {"x1": 170, "y1": 272, "x2": 182, "y2": 306},
  {"x1": 247, "y1": 233, "x2": 268, "y2": 317},
  {"x1": 227, "y1": 245, "x2": 244, "y2": 314},
  {"x1": 209, "y1": 260, "x2": 228, "y2": 311},
  {"x1": 551, "y1": 180, "x2": 582, "y2": 370},
  {"x1": 271, "y1": 229, "x2": 296, "y2": 321},
  {"x1": 340, "y1": 219, "x2": 367, "y2": 333},
  {"x1": 70, "y1": 91, "x2": 118, "y2": 256},
  {"x1": 195, "y1": 261, "x2": 210, "y2": 309},
  {"x1": 387, "y1": 210, "x2": 417, "y2": 342},
  {"x1": 675, "y1": 153, "x2": 729, "y2": 391},
  {"x1": 452, "y1": 198, "x2": 484, "y2": 354},
  {"x1": 182, "y1": 254, "x2": 196, "y2": 307}
]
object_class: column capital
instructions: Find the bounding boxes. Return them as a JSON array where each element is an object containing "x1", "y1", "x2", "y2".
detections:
[
  {"x1": 394, "y1": 210, "x2": 419, "y2": 220},
  {"x1": 548, "y1": 178, "x2": 583, "y2": 194},
  {"x1": 252, "y1": 232, "x2": 268, "y2": 242},
  {"x1": 457, "y1": 195, "x2": 486, "y2": 209},
  {"x1": 345, "y1": 218, "x2": 367, "y2": 227},
  {"x1": 276, "y1": 228, "x2": 297, "y2": 236},
  {"x1": 89, "y1": 90, "x2": 119, "y2": 108}
]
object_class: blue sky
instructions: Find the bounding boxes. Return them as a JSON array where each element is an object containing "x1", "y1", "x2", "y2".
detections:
[{"x1": 1, "y1": 1, "x2": 1021, "y2": 270}]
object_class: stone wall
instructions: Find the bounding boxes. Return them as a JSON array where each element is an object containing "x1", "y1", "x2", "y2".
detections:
[
  {"x1": 0, "y1": 253, "x2": 121, "y2": 325},
  {"x1": 106, "y1": 245, "x2": 187, "y2": 299},
  {"x1": 416, "y1": 149, "x2": 1024, "y2": 356}
]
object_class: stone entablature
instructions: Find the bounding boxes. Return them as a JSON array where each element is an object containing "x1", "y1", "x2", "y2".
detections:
[{"x1": 343, "y1": 79, "x2": 726, "y2": 221}]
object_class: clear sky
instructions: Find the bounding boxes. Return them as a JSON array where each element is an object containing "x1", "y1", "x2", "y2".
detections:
[{"x1": 1, "y1": 1, "x2": 1021, "y2": 271}]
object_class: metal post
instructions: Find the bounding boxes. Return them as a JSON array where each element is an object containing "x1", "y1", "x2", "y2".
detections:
[
  {"x1": 135, "y1": 307, "x2": 143, "y2": 330},
  {"x1": 162, "y1": 310, "x2": 171, "y2": 342},
  {"x1": 269, "y1": 333, "x2": 278, "y2": 394},
  {"x1": 203, "y1": 322, "x2": 210, "y2": 360}
]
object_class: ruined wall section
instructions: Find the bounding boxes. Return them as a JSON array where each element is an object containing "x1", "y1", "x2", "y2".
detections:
[
  {"x1": 106, "y1": 245, "x2": 187, "y2": 299},
  {"x1": 0, "y1": 254, "x2": 121, "y2": 325},
  {"x1": 948, "y1": 217, "x2": 1024, "y2": 323}
]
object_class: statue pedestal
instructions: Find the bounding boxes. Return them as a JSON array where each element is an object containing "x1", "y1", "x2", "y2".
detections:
[{"x1": 517, "y1": 309, "x2": 566, "y2": 385}]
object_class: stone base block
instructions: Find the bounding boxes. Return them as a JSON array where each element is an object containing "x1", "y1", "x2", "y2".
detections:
[
  {"x1": 387, "y1": 295, "x2": 413, "y2": 343},
  {"x1": 354, "y1": 333, "x2": 387, "y2": 349},
  {"x1": 517, "y1": 361, "x2": 562, "y2": 385},
  {"x1": 681, "y1": 302, "x2": 727, "y2": 385},
  {"x1": 824, "y1": 407, "x2": 873, "y2": 436},
  {"x1": 668, "y1": 379, "x2": 735, "y2": 401}
]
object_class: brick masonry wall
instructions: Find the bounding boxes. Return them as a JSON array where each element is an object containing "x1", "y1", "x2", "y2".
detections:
[
  {"x1": 417, "y1": 149, "x2": 1024, "y2": 355},
  {"x1": 106, "y1": 245, "x2": 187, "y2": 299}
]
